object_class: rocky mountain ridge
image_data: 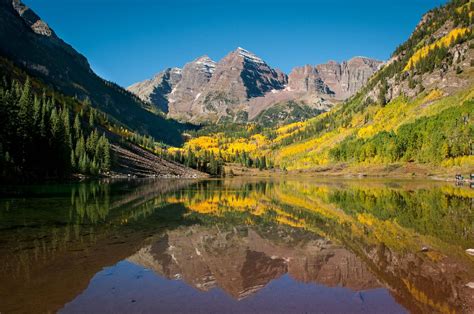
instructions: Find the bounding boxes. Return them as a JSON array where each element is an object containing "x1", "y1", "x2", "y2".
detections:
[
  {"x1": 0, "y1": 0, "x2": 188, "y2": 145},
  {"x1": 128, "y1": 49, "x2": 383, "y2": 124},
  {"x1": 289, "y1": 57, "x2": 384, "y2": 99}
]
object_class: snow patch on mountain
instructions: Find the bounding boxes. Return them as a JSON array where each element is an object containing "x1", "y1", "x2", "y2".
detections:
[{"x1": 237, "y1": 47, "x2": 265, "y2": 64}]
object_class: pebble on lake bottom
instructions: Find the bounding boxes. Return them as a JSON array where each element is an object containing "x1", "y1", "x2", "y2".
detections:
[
  {"x1": 466, "y1": 282, "x2": 474, "y2": 289},
  {"x1": 466, "y1": 249, "x2": 474, "y2": 256}
]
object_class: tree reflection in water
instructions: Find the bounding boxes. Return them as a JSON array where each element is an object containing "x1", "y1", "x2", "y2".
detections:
[{"x1": 0, "y1": 179, "x2": 472, "y2": 313}]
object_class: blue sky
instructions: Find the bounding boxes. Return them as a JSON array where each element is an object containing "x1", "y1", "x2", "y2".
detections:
[{"x1": 25, "y1": 0, "x2": 447, "y2": 87}]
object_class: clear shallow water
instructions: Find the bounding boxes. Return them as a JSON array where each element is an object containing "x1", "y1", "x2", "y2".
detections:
[{"x1": 0, "y1": 178, "x2": 473, "y2": 313}]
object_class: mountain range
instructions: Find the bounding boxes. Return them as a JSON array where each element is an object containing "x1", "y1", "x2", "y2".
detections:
[
  {"x1": 0, "y1": 0, "x2": 472, "y2": 179},
  {"x1": 128, "y1": 48, "x2": 383, "y2": 124}
]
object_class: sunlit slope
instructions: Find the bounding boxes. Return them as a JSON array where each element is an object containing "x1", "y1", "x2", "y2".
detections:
[
  {"x1": 173, "y1": 86, "x2": 473, "y2": 171},
  {"x1": 272, "y1": 87, "x2": 474, "y2": 170},
  {"x1": 170, "y1": 0, "x2": 473, "y2": 173}
]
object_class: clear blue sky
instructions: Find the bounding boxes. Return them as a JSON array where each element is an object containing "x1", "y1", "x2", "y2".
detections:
[{"x1": 25, "y1": 0, "x2": 447, "y2": 87}]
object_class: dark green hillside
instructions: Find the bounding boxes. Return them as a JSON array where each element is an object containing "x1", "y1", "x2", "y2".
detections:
[
  {"x1": 0, "y1": 0, "x2": 190, "y2": 146},
  {"x1": 0, "y1": 74, "x2": 111, "y2": 181}
]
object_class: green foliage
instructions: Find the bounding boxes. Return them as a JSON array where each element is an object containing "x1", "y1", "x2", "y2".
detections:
[
  {"x1": 377, "y1": 79, "x2": 388, "y2": 106},
  {"x1": 168, "y1": 149, "x2": 225, "y2": 176},
  {"x1": 329, "y1": 100, "x2": 473, "y2": 164},
  {"x1": 327, "y1": 186, "x2": 474, "y2": 247},
  {"x1": 253, "y1": 101, "x2": 325, "y2": 127},
  {"x1": 393, "y1": 0, "x2": 470, "y2": 58},
  {"x1": 414, "y1": 44, "x2": 450, "y2": 74},
  {"x1": 0, "y1": 77, "x2": 112, "y2": 181}
]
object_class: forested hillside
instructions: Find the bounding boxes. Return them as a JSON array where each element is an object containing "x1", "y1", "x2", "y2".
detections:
[
  {"x1": 0, "y1": 58, "x2": 206, "y2": 181},
  {"x1": 0, "y1": 66, "x2": 111, "y2": 180}
]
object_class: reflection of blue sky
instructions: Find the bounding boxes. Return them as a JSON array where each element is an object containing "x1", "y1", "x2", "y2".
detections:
[{"x1": 61, "y1": 260, "x2": 406, "y2": 313}]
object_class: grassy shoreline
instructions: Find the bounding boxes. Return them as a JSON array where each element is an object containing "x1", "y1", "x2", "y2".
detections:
[{"x1": 225, "y1": 162, "x2": 474, "y2": 181}]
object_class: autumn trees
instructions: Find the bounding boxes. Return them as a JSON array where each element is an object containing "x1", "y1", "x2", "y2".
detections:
[{"x1": 329, "y1": 100, "x2": 473, "y2": 164}]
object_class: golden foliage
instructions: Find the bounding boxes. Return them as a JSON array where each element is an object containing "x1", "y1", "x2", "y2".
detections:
[{"x1": 403, "y1": 27, "x2": 470, "y2": 71}]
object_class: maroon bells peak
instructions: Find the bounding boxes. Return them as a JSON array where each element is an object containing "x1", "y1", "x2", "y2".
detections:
[{"x1": 128, "y1": 48, "x2": 383, "y2": 124}]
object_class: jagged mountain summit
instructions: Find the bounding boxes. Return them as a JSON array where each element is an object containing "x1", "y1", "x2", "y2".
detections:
[
  {"x1": 288, "y1": 57, "x2": 384, "y2": 99},
  {"x1": 190, "y1": 47, "x2": 288, "y2": 123},
  {"x1": 128, "y1": 49, "x2": 382, "y2": 124},
  {"x1": 167, "y1": 55, "x2": 216, "y2": 120},
  {"x1": 127, "y1": 67, "x2": 183, "y2": 113}
]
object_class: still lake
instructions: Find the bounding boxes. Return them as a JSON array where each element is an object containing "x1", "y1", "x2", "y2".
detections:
[{"x1": 0, "y1": 178, "x2": 473, "y2": 313}]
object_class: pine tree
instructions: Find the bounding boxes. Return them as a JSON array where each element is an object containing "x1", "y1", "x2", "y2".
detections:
[
  {"x1": 50, "y1": 108, "x2": 61, "y2": 139},
  {"x1": 70, "y1": 150, "x2": 76, "y2": 169},
  {"x1": 73, "y1": 114, "x2": 81, "y2": 140},
  {"x1": 33, "y1": 95, "x2": 41, "y2": 127},
  {"x1": 89, "y1": 110, "x2": 95, "y2": 127},
  {"x1": 79, "y1": 152, "x2": 88, "y2": 173},
  {"x1": 18, "y1": 77, "x2": 32, "y2": 139},
  {"x1": 103, "y1": 140, "x2": 111, "y2": 171},
  {"x1": 377, "y1": 79, "x2": 388, "y2": 106},
  {"x1": 86, "y1": 130, "x2": 98, "y2": 154},
  {"x1": 62, "y1": 108, "x2": 72, "y2": 149},
  {"x1": 75, "y1": 135, "x2": 86, "y2": 158}
]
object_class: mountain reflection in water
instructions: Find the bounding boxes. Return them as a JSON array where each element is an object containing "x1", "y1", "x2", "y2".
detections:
[{"x1": 0, "y1": 179, "x2": 473, "y2": 313}]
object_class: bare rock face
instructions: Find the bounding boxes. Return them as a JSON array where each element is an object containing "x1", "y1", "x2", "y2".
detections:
[
  {"x1": 342, "y1": 57, "x2": 385, "y2": 97},
  {"x1": 288, "y1": 64, "x2": 334, "y2": 95},
  {"x1": 128, "y1": 67, "x2": 182, "y2": 113},
  {"x1": 128, "y1": 47, "x2": 288, "y2": 123},
  {"x1": 190, "y1": 47, "x2": 288, "y2": 122},
  {"x1": 167, "y1": 55, "x2": 216, "y2": 120},
  {"x1": 128, "y1": 50, "x2": 381, "y2": 124},
  {"x1": 11, "y1": 0, "x2": 55, "y2": 37},
  {"x1": 289, "y1": 57, "x2": 383, "y2": 100}
]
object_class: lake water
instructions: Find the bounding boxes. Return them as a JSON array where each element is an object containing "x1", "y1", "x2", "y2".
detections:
[{"x1": 0, "y1": 178, "x2": 473, "y2": 313}]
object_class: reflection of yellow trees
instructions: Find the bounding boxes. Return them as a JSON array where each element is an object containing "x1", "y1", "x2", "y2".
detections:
[
  {"x1": 164, "y1": 180, "x2": 473, "y2": 259},
  {"x1": 167, "y1": 191, "x2": 263, "y2": 216},
  {"x1": 441, "y1": 185, "x2": 474, "y2": 198},
  {"x1": 356, "y1": 213, "x2": 418, "y2": 252},
  {"x1": 168, "y1": 180, "x2": 469, "y2": 314},
  {"x1": 402, "y1": 278, "x2": 454, "y2": 314},
  {"x1": 274, "y1": 185, "x2": 348, "y2": 223}
]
